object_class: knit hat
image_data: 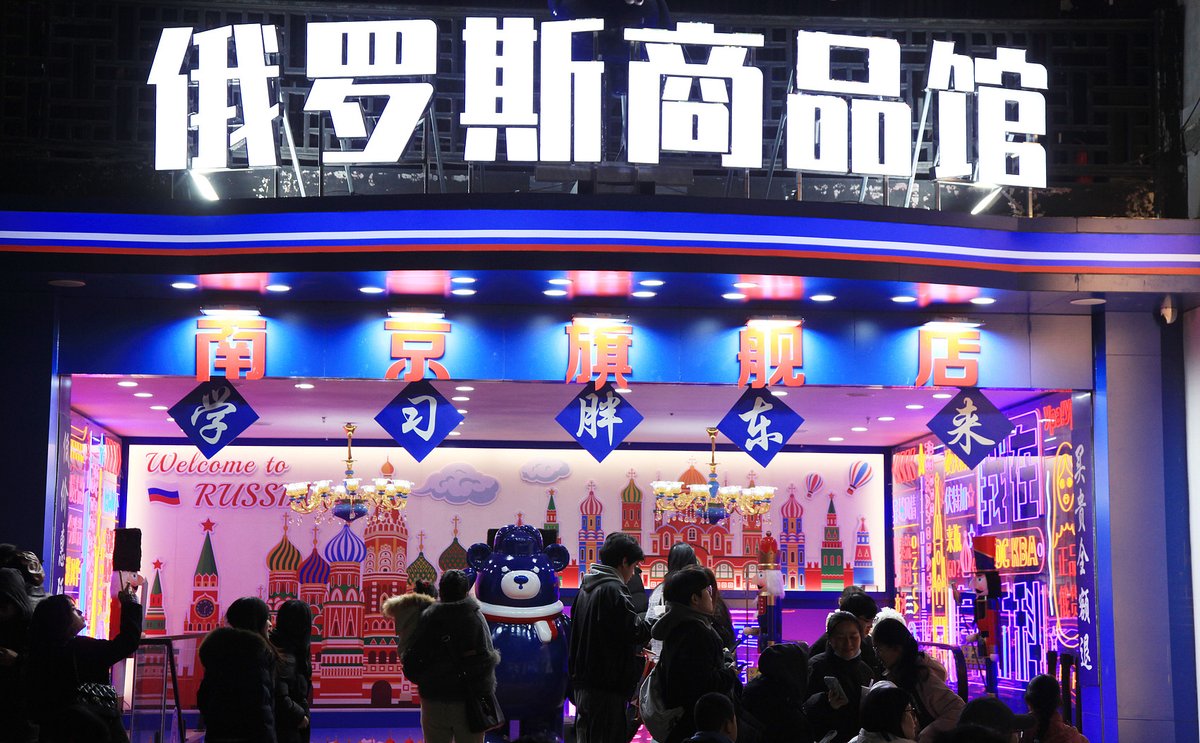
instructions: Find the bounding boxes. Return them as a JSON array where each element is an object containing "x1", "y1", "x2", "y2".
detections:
[{"x1": 958, "y1": 697, "x2": 1036, "y2": 735}]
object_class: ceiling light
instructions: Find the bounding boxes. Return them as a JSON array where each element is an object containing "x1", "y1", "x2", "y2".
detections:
[
  {"x1": 632, "y1": 291, "x2": 657, "y2": 298},
  {"x1": 171, "y1": 281, "x2": 198, "y2": 290},
  {"x1": 451, "y1": 396, "x2": 470, "y2": 402},
  {"x1": 48, "y1": 279, "x2": 86, "y2": 288},
  {"x1": 722, "y1": 292, "x2": 746, "y2": 300},
  {"x1": 732, "y1": 281, "x2": 758, "y2": 289},
  {"x1": 450, "y1": 288, "x2": 477, "y2": 296},
  {"x1": 449, "y1": 431, "x2": 461, "y2": 436},
  {"x1": 1070, "y1": 297, "x2": 1106, "y2": 306},
  {"x1": 457, "y1": 408, "x2": 468, "y2": 414},
  {"x1": 932, "y1": 392, "x2": 953, "y2": 399},
  {"x1": 166, "y1": 417, "x2": 174, "y2": 422},
  {"x1": 117, "y1": 381, "x2": 138, "y2": 388},
  {"x1": 970, "y1": 297, "x2": 996, "y2": 305},
  {"x1": 770, "y1": 390, "x2": 788, "y2": 397},
  {"x1": 450, "y1": 277, "x2": 477, "y2": 284},
  {"x1": 455, "y1": 385, "x2": 475, "y2": 392},
  {"x1": 134, "y1": 392, "x2": 153, "y2": 398},
  {"x1": 199, "y1": 307, "x2": 261, "y2": 318},
  {"x1": 892, "y1": 296, "x2": 917, "y2": 304},
  {"x1": 639, "y1": 279, "x2": 665, "y2": 287},
  {"x1": 387, "y1": 310, "x2": 445, "y2": 321},
  {"x1": 189, "y1": 170, "x2": 219, "y2": 201},
  {"x1": 295, "y1": 383, "x2": 315, "y2": 390},
  {"x1": 265, "y1": 284, "x2": 291, "y2": 293},
  {"x1": 810, "y1": 294, "x2": 836, "y2": 302},
  {"x1": 359, "y1": 286, "x2": 385, "y2": 294},
  {"x1": 905, "y1": 404, "x2": 925, "y2": 410},
  {"x1": 828, "y1": 436, "x2": 845, "y2": 442},
  {"x1": 851, "y1": 426, "x2": 868, "y2": 432},
  {"x1": 548, "y1": 278, "x2": 572, "y2": 286},
  {"x1": 150, "y1": 405, "x2": 168, "y2": 411},
  {"x1": 544, "y1": 289, "x2": 568, "y2": 297},
  {"x1": 924, "y1": 318, "x2": 983, "y2": 329},
  {"x1": 970, "y1": 186, "x2": 1004, "y2": 215},
  {"x1": 614, "y1": 387, "x2": 632, "y2": 394},
  {"x1": 747, "y1": 317, "x2": 802, "y2": 329},
  {"x1": 572, "y1": 314, "x2": 628, "y2": 326},
  {"x1": 877, "y1": 416, "x2": 895, "y2": 422}
]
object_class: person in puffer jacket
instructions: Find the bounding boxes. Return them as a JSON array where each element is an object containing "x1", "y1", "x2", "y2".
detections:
[
  {"x1": 740, "y1": 642, "x2": 814, "y2": 743},
  {"x1": 198, "y1": 597, "x2": 278, "y2": 743},
  {"x1": 402, "y1": 570, "x2": 500, "y2": 743},
  {"x1": 382, "y1": 590, "x2": 437, "y2": 653},
  {"x1": 869, "y1": 615, "x2": 963, "y2": 743}
]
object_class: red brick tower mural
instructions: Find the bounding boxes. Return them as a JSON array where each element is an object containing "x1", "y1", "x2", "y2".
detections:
[
  {"x1": 144, "y1": 560, "x2": 166, "y2": 636},
  {"x1": 185, "y1": 519, "x2": 220, "y2": 633},
  {"x1": 362, "y1": 506, "x2": 409, "y2": 706}
]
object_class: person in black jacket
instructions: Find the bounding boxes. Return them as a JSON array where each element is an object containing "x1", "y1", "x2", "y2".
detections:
[
  {"x1": 198, "y1": 597, "x2": 279, "y2": 743},
  {"x1": 26, "y1": 587, "x2": 142, "y2": 743},
  {"x1": 270, "y1": 600, "x2": 312, "y2": 743},
  {"x1": 740, "y1": 642, "x2": 814, "y2": 743},
  {"x1": 402, "y1": 570, "x2": 500, "y2": 743},
  {"x1": 653, "y1": 565, "x2": 738, "y2": 743},
  {"x1": 809, "y1": 589, "x2": 882, "y2": 678},
  {"x1": 568, "y1": 533, "x2": 653, "y2": 743},
  {"x1": 804, "y1": 611, "x2": 877, "y2": 743},
  {"x1": 0, "y1": 568, "x2": 36, "y2": 743}
]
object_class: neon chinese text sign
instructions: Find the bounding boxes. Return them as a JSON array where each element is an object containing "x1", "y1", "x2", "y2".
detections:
[{"x1": 147, "y1": 19, "x2": 1048, "y2": 188}]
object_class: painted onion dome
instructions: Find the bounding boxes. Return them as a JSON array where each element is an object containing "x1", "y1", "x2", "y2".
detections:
[
  {"x1": 781, "y1": 491, "x2": 804, "y2": 519},
  {"x1": 325, "y1": 523, "x2": 366, "y2": 564},
  {"x1": 580, "y1": 485, "x2": 603, "y2": 516},
  {"x1": 438, "y1": 537, "x2": 469, "y2": 572},
  {"x1": 621, "y1": 477, "x2": 643, "y2": 504},
  {"x1": 407, "y1": 534, "x2": 437, "y2": 586},
  {"x1": 298, "y1": 545, "x2": 331, "y2": 585},
  {"x1": 267, "y1": 525, "x2": 302, "y2": 571},
  {"x1": 679, "y1": 464, "x2": 707, "y2": 488}
]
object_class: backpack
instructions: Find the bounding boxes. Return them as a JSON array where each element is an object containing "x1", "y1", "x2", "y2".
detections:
[{"x1": 637, "y1": 663, "x2": 683, "y2": 741}]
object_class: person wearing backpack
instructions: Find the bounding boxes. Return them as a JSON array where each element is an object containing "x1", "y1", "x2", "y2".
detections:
[{"x1": 652, "y1": 566, "x2": 738, "y2": 743}]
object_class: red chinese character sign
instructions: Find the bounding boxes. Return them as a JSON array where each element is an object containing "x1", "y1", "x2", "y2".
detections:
[
  {"x1": 926, "y1": 388, "x2": 1014, "y2": 470},
  {"x1": 915, "y1": 327, "x2": 980, "y2": 387},
  {"x1": 565, "y1": 318, "x2": 632, "y2": 389},
  {"x1": 374, "y1": 380, "x2": 465, "y2": 462},
  {"x1": 195, "y1": 318, "x2": 267, "y2": 381},
  {"x1": 555, "y1": 382, "x2": 642, "y2": 462},
  {"x1": 385, "y1": 318, "x2": 451, "y2": 381},
  {"x1": 168, "y1": 380, "x2": 260, "y2": 458},
  {"x1": 717, "y1": 387, "x2": 803, "y2": 468},
  {"x1": 738, "y1": 321, "x2": 805, "y2": 388}
]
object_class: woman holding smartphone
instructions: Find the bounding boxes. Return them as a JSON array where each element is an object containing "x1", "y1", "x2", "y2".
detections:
[{"x1": 804, "y1": 610, "x2": 877, "y2": 743}]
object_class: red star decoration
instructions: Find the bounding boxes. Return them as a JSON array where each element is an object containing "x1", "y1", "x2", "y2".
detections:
[
  {"x1": 152, "y1": 559, "x2": 163, "y2": 571},
  {"x1": 201, "y1": 519, "x2": 216, "y2": 532}
]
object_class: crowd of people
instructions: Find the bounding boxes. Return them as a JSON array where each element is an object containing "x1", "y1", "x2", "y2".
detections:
[{"x1": 0, "y1": 535, "x2": 1088, "y2": 743}]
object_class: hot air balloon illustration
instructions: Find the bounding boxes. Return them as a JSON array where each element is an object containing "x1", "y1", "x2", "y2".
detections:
[
  {"x1": 804, "y1": 473, "x2": 824, "y2": 500},
  {"x1": 847, "y1": 461, "x2": 874, "y2": 496}
]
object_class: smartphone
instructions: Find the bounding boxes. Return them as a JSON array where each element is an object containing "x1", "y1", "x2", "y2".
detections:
[{"x1": 823, "y1": 676, "x2": 845, "y2": 698}]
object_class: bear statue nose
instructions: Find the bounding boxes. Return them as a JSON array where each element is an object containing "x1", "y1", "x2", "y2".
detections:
[{"x1": 514, "y1": 575, "x2": 529, "y2": 587}]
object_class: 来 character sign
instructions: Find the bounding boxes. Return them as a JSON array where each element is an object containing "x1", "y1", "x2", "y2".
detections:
[{"x1": 148, "y1": 18, "x2": 1049, "y2": 188}]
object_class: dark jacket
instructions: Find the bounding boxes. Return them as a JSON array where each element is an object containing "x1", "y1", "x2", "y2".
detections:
[
  {"x1": 803, "y1": 651, "x2": 876, "y2": 743},
  {"x1": 270, "y1": 602, "x2": 312, "y2": 743},
  {"x1": 402, "y1": 595, "x2": 499, "y2": 702},
  {"x1": 567, "y1": 564, "x2": 653, "y2": 697},
  {"x1": 810, "y1": 632, "x2": 883, "y2": 678},
  {"x1": 741, "y1": 643, "x2": 814, "y2": 743},
  {"x1": 198, "y1": 627, "x2": 278, "y2": 743},
  {"x1": 653, "y1": 602, "x2": 738, "y2": 743},
  {"x1": 0, "y1": 568, "x2": 34, "y2": 743}
]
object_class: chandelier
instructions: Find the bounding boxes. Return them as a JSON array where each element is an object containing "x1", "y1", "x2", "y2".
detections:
[
  {"x1": 285, "y1": 423, "x2": 412, "y2": 522},
  {"x1": 652, "y1": 427, "x2": 777, "y2": 524}
]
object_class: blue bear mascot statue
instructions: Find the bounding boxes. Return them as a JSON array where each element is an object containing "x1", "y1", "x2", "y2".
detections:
[{"x1": 468, "y1": 524, "x2": 572, "y2": 742}]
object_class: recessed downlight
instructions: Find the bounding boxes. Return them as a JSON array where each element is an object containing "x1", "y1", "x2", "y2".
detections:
[
  {"x1": 117, "y1": 381, "x2": 139, "y2": 388},
  {"x1": 456, "y1": 409, "x2": 468, "y2": 414},
  {"x1": 1070, "y1": 297, "x2": 1106, "y2": 306},
  {"x1": 133, "y1": 392, "x2": 153, "y2": 398},
  {"x1": 877, "y1": 416, "x2": 895, "y2": 422},
  {"x1": 265, "y1": 284, "x2": 291, "y2": 293},
  {"x1": 359, "y1": 286, "x2": 385, "y2": 295},
  {"x1": 970, "y1": 297, "x2": 996, "y2": 305},
  {"x1": 722, "y1": 292, "x2": 746, "y2": 300},
  {"x1": 892, "y1": 295, "x2": 917, "y2": 303},
  {"x1": 732, "y1": 281, "x2": 758, "y2": 289},
  {"x1": 171, "y1": 281, "x2": 198, "y2": 290},
  {"x1": 150, "y1": 405, "x2": 168, "y2": 411},
  {"x1": 451, "y1": 396, "x2": 470, "y2": 402},
  {"x1": 770, "y1": 390, "x2": 788, "y2": 397},
  {"x1": 451, "y1": 277, "x2": 477, "y2": 284},
  {"x1": 449, "y1": 431, "x2": 461, "y2": 436},
  {"x1": 905, "y1": 404, "x2": 925, "y2": 410},
  {"x1": 455, "y1": 386, "x2": 475, "y2": 392},
  {"x1": 639, "y1": 279, "x2": 665, "y2": 287},
  {"x1": 166, "y1": 417, "x2": 175, "y2": 422},
  {"x1": 810, "y1": 294, "x2": 836, "y2": 302},
  {"x1": 295, "y1": 383, "x2": 315, "y2": 390},
  {"x1": 828, "y1": 436, "x2": 845, "y2": 442},
  {"x1": 451, "y1": 288, "x2": 477, "y2": 296},
  {"x1": 851, "y1": 426, "x2": 868, "y2": 432},
  {"x1": 548, "y1": 278, "x2": 572, "y2": 286},
  {"x1": 615, "y1": 387, "x2": 632, "y2": 394},
  {"x1": 544, "y1": 289, "x2": 568, "y2": 297},
  {"x1": 932, "y1": 393, "x2": 953, "y2": 399},
  {"x1": 632, "y1": 291, "x2": 657, "y2": 298}
]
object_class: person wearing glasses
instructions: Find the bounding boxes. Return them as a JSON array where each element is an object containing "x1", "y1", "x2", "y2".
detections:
[
  {"x1": 869, "y1": 614, "x2": 965, "y2": 743},
  {"x1": 849, "y1": 681, "x2": 920, "y2": 743}
]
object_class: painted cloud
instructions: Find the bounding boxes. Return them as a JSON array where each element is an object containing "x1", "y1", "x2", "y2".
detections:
[
  {"x1": 520, "y1": 457, "x2": 571, "y2": 485},
  {"x1": 412, "y1": 463, "x2": 500, "y2": 506}
]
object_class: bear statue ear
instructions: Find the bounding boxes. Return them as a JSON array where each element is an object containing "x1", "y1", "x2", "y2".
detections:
[
  {"x1": 544, "y1": 543, "x2": 570, "y2": 572},
  {"x1": 466, "y1": 543, "x2": 492, "y2": 570}
]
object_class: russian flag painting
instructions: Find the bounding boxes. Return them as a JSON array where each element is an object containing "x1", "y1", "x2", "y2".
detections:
[{"x1": 148, "y1": 487, "x2": 180, "y2": 506}]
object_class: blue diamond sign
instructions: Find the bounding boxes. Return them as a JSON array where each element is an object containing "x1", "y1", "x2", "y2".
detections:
[
  {"x1": 169, "y1": 379, "x2": 259, "y2": 459},
  {"x1": 717, "y1": 387, "x2": 803, "y2": 468},
  {"x1": 375, "y1": 380, "x2": 464, "y2": 462},
  {"x1": 555, "y1": 382, "x2": 643, "y2": 463},
  {"x1": 926, "y1": 387, "x2": 1015, "y2": 470}
]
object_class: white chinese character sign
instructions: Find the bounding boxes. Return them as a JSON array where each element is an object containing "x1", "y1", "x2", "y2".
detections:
[
  {"x1": 926, "y1": 388, "x2": 1015, "y2": 470},
  {"x1": 717, "y1": 387, "x2": 803, "y2": 468},
  {"x1": 555, "y1": 382, "x2": 643, "y2": 462},
  {"x1": 146, "y1": 17, "x2": 1049, "y2": 189},
  {"x1": 374, "y1": 380, "x2": 465, "y2": 462},
  {"x1": 168, "y1": 380, "x2": 260, "y2": 459}
]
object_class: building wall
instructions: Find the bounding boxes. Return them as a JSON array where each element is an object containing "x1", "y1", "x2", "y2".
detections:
[{"x1": 1186, "y1": 0, "x2": 1200, "y2": 217}]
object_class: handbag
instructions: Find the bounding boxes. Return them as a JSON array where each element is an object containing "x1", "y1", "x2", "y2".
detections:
[
  {"x1": 464, "y1": 689, "x2": 505, "y2": 733},
  {"x1": 71, "y1": 648, "x2": 130, "y2": 743}
]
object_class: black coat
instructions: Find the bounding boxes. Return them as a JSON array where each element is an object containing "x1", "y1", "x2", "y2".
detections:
[
  {"x1": 567, "y1": 564, "x2": 653, "y2": 697},
  {"x1": 198, "y1": 628, "x2": 278, "y2": 743},
  {"x1": 273, "y1": 649, "x2": 310, "y2": 743},
  {"x1": 652, "y1": 603, "x2": 738, "y2": 743},
  {"x1": 809, "y1": 632, "x2": 884, "y2": 678},
  {"x1": 741, "y1": 644, "x2": 814, "y2": 743},
  {"x1": 0, "y1": 568, "x2": 34, "y2": 743},
  {"x1": 402, "y1": 596, "x2": 499, "y2": 702},
  {"x1": 803, "y1": 651, "x2": 876, "y2": 743}
]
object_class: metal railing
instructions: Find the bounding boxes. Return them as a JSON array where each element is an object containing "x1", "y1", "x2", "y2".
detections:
[{"x1": 916, "y1": 642, "x2": 970, "y2": 701}]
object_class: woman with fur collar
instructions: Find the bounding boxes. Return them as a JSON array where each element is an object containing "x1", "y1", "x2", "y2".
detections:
[
  {"x1": 402, "y1": 570, "x2": 501, "y2": 743},
  {"x1": 382, "y1": 590, "x2": 436, "y2": 653}
]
